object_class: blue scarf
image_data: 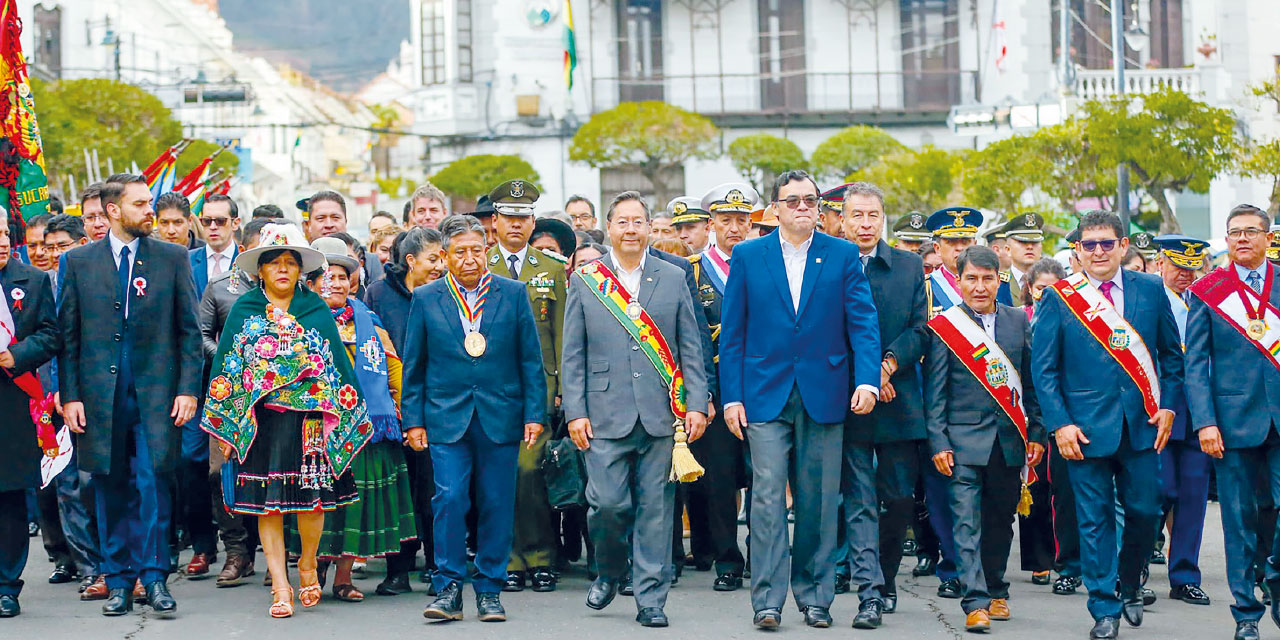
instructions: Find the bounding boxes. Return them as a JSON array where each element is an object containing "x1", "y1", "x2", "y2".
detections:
[{"x1": 336, "y1": 299, "x2": 401, "y2": 444}]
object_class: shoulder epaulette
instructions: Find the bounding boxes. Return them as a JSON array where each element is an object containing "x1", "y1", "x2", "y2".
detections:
[{"x1": 999, "y1": 270, "x2": 1011, "y2": 282}]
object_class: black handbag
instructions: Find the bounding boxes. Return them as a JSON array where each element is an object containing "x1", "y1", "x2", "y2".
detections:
[{"x1": 542, "y1": 435, "x2": 587, "y2": 511}]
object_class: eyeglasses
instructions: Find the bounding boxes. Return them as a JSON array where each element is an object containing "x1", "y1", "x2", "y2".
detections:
[
  {"x1": 48, "y1": 241, "x2": 77, "y2": 251},
  {"x1": 82, "y1": 213, "x2": 106, "y2": 222},
  {"x1": 570, "y1": 213, "x2": 596, "y2": 222},
  {"x1": 1077, "y1": 239, "x2": 1118, "y2": 253},
  {"x1": 1226, "y1": 227, "x2": 1266, "y2": 240},
  {"x1": 200, "y1": 217, "x2": 233, "y2": 228},
  {"x1": 777, "y1": 195, "x2": 820, "y2": 210}
]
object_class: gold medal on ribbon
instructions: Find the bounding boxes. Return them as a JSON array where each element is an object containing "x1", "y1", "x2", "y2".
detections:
[
  {"x1": 625, "y1": 301, "x2": 643, "y2": 320},
  {"x1": 464, "y1": 331, "x2": 487, "y2": 357},
  {"x1": 1248, "y1": 318, "x2": 1267, "y2": 340}
]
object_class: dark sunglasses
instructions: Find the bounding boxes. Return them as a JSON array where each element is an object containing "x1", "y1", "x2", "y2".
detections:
[
  {"x1": 1078, "y1": 239, "x2": 1118, "y2": 253},
  {"x1": 199, "y1": 217, "x2": 232, "y2": 228}
]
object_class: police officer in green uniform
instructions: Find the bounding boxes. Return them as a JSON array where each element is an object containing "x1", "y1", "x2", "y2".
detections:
[
  {"x1": 1000, "y1": 213, "x2": 1046, "y2": 307},
  {"x1": 485, "y1": 179, "x2": 568, "y2": 593},
  {"x1": 893, "y1": 211, "x2": 931, "y2": 253},
  {"x1": 1131, "y1": 231, "x2": 1158, "y2": 273}
]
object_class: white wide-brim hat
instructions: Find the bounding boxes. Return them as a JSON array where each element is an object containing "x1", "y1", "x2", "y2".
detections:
[{"x1": 235, "y1": 223, "x2": 327, "y2": 275}]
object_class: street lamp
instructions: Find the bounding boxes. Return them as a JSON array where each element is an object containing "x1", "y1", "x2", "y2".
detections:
[{"x1": 1125, "y1": 18, "x2": 1149, "y2": 54}]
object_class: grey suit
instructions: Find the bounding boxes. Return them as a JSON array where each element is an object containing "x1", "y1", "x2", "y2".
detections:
[
  {"x1": 925, "y1": 303, "x2": 1045, "y2": 613},
  {"x1": 561, "y1": 254, "x2": 708, "y2": 612}
]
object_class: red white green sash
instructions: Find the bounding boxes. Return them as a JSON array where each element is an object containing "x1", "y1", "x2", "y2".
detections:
[
  {"x1": 1048, "y1": 273, "x2": 1161, "y2": 417},
  {"x1": 927, "y1": 306, "x2": 1037, "y2": 486},
  {"x1": 1188, "y1": 265, "x2": 1280, "y2": 372},
  {"x1": 577, "y1": 261, "x2": 687, "y2": 418}
]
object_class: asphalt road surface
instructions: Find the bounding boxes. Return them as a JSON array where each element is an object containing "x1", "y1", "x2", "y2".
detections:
[{"x1": 5, "y1": 502, "x2": 1249, "y2": 639}]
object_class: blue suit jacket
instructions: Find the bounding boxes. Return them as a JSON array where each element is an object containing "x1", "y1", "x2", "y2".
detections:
[
  {"x1": 400, "y1": 274, "x2": 547, "y2": 445},
  {"x1": 719, "y1": 231, "x2": 881, "y2": 425},
  {"x1": 189, "y1": 246, "x2": 240, "y2": 300},
  {"x1": 1185, "y1": 266, "x2": 1280, "y2": 449},
  {"x1": 1031, "y1": 269, "x2": 1185, "y2": 457}
]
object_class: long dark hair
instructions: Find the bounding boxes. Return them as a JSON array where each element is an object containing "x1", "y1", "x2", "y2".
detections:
[{"x1": 1022, "y1": 258, "x2": 1068, "y2": 307}]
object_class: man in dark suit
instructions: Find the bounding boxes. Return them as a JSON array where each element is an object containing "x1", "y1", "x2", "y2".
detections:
[
  {"x1": 562, "y1": 191, "x2": 708, "y2": 628},
  {"x1": 927, "y1": 245, "x2": 1045, "y2": 633},
  {"x1": 1032, "y1": 210, "x2": 1183, "y2": 640},
  {"x1": 720, "y1": 170, "x2": 881, "y2": 630},
  {"x1": 58, "y1": 173, "x2": 202, "y2": 617},
  {"x1": 0, "y1": 213, "x2": 60, "y2": 617},
  {"x1": 1185, "y1": 205, "x2": 1280, "y2": 640},
  {"x1": 401, "y1": 214, "x2": 546, "y2": 623},
  {"x1": 836, "y1": 182, "x2": 928, "y2": 628}
]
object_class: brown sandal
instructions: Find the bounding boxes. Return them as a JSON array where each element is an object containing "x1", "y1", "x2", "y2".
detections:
[
  {"x1": 332, "y1": 583, "x2": 364, "y2": 602},
  {"x1": 298, "y1": 568, "x2": 321, "y2": 608}
]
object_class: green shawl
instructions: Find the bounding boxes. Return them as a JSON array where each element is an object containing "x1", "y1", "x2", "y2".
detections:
[{"x1": 201, "y1": 285, "x2": 372, "y2": 477}]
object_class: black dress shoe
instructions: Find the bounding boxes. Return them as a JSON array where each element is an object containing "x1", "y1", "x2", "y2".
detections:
[
  {"x1": 883, "y1": 593, "x2": 897, "y2": 614},
  {"x1": 476, "y1": 593, "x2": 506, "y2": 622},
  {"x1": 902, "y1": 539, "x2": 919, "y2": 556},
  {"x1": 530, "y1": 568, "x2": 557, "y2": 592},
  {"x1": 753, "y1": 608, "x2": 782, "y2": 629},
  {"x1": 102, "y1": 588, "x2": 133, "y2": 616},
  {"x1": 852, "y1": 598, "x2": 883, "y2": 629},
  {"x1": 145, "y1": 581, "x2": 177, "y2": 616},
  {"x1": 619, "y1": 574, "x2": 634, "y2": 596},
  {"x1": 503, "y1": 570, "x2": 526, "y2": 592},
  {"x1": 0, "y1": 595, "x2": 18, "y2": 618},
  {"x1": 713, "y1": 572, "x2": 743, "y2": 592},
  {"x1": 937, "y1": 578, "x2": 961, "y2": 599},
  {"x1": 1237, "y1": 620, "x2": 1261, "y2": 640},
  {"x1": 423, "y1": 581, "x2": 463, "y2": 621},
  {"x1": 1149, "y1": 549, "x2": 1166, "y2": 565},
  {"x1": 48, "y1": 566, "x2": 76, "y2": 584},
  {"x1": 375, "y1": 573, "x2": 412, "y2": 596},
  {"x1": 1089, "y1": 616, "x2": 1120, "y2": 639},
  {"x1": 802, "y1": 605, "x2": 832, "y2": 628},
  {"x1": 1031, "y1": 572, "x2": 1052, "y2": 586},
  {"x1": 1141, "y1": 587, "x2": 1156, "y2": 606},
  {"x1": 27, "y1": 522, "x2": 37, "y2": 537},
  {"x1": 834, "y1": 573, "x2": 850, "y2": 594},
  {"x1": 1053, "y1": 576, "x2": 1082, "y2": 595},
  {"x1": 586, "y1": 578, "x2": 618, "y2": 610},
  {"x1": 637, "y1": 607, "x2": 669, "y2": 627},
  {"x1": 1169, "y1": 584, "x2": 1210, "y2": 605},
  {"x1": 1121, "y1": 596, "x2": 1143, "y2": 627},
  {"x1": 913, "y1": 556, "x2": 937, "y2": 577}
]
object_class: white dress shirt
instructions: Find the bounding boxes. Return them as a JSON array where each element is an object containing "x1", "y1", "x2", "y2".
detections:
[
  {"x1": 780, "y1": 231, "x2": 814, "y2": 313},
  {"x1": 205, "y1": 244, "x2": 236, "y2": 280},
  {"x1": 1085, "y1": 271, "x2": 1125, "y2": 317},
  {"x1": 498, "y1": 245, "x2": 528, "y2": 279},
  {"x1": 109, "y1": 231, "x2": 140, "y2": 317},
  {"x1": 615, "y1": 252, "x2": 647, "y2": 295},
  {"x1": 976, "y1": 310, "x2": 997, "y2": 338},
  {"x1": 1010, "y1": 265, "x2": 1026, "y2": 291}
]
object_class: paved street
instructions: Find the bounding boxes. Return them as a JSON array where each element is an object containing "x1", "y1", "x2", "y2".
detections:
[{"x1": 6, "y1": 502, "x2": 1248, "y2": 639}]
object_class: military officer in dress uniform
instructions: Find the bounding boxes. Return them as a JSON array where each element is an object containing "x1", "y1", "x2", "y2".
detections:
[
  {"x1": 1002, "y1": 214, "x2": 1047, "y2": 307},
  {"x1": 1131, "y1": 232, "x2": 1159, "y2": 274},
  {"x1": 893, "y1": 211, "x2": 931, "y2": 252},
  {"x1": 1151, "y1": 235, "x2": 1213, "y2": 607},
  {"x1": 819, "y1": 184, "x2": 853, "y2": 237},
  {"x1": 680, "y1": 183, "x2": 755, "y2": 592},
  {"x1": 984, "y1": 225, "x2": 1011, "y2": 271},
  {"x1": 670, "y1": 198, "x2": 713, "y2": 254},
  {"x1": 485, "y1": 179, "x2": 569, "y2": 594}
]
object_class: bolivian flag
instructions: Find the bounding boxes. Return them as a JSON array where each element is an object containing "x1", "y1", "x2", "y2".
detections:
[
  {"x1": 971, "y1": 344, "x2": 990, "y2": 361},
  {"x1": 563, "y1": 0, "x2": 577, "y2": 90}
]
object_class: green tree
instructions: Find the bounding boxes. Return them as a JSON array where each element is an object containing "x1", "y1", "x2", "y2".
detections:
[
  {"x1": 569, "y1": 101, "x2": 718, "y2": 204},
  {"x1": 430, "y1": 154, "x2": 540, "y2": 201},
  {"x1": 1240, "y1": 140, "x2": 1280, "y2": 216},
  {"x1": 727, "y1": 133, "x2": 806, "y2": 195},
  {"x1": 853, "y1": 146, "x2": 965, "y2": 215},
  {"x1": 811, "y1": 125, "x2": 904, "y2": 182},
  {"x1": 33, "y1": 77, "x2": 182, "y2": 186},
  {"x1": 1080, "y1": 87, "x2": 1239, "y2": 233}
]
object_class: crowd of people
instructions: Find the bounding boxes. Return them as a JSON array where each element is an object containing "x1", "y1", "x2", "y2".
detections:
[{"x1": 1, "y1": 168, "x2": 1278, "y2": 640}]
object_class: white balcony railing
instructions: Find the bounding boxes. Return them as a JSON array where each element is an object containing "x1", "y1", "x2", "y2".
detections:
[{"x1": 1073, "y1": 68, "x2": 1201, "y2": 101}]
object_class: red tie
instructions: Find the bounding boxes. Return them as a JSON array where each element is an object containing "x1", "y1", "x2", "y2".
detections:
[{"x1": 1099, "y1": 281, "x2": 1116, "y2": 305}]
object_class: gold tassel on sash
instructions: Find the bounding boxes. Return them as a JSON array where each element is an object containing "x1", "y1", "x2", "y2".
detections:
[
  {"x1": 1017, "y1": 482, "x2": 1033, "y2": 516},
  {"x1": 670, "y1": 419, "x2": 704, "y2": 483}
]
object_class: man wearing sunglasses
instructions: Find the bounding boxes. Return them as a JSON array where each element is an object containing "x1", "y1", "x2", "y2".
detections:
[
  {"x1": 1032, "y1": 210, "x2": 1183, "y2": 640},
  {"x1": 188, "y1": 195, "x2": 240, "y2": 299}
]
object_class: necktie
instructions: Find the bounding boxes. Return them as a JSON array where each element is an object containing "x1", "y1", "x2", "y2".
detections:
[
  {"x1": 507, "y1": 254, "x2": 520, "y2": 280},
  {"x1": 1098, "y1": 280, "x2": 1116, "y2": 305},
  {"x1": 212, "y1": 254, "x2": 224, "y2": 276},
  {"x1": 860, "y1": 255, "x2": 870, "y2": 272},
  {"x1": 117, "y1": 246, "x2": 131, "y2": 317},
  {"x1": 1182, "y1": 290, "x2": 1191, "y2": 305},
  {"x1": 1248, "y1": 270, "x2": 1262, "y2": 294}
]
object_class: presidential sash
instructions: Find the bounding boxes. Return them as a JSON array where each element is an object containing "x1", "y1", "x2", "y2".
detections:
[
  {"x1": 1048, "y1": 273, "x2": 1161, "y2": 417},
  {"x1": 576, "y1": 261, "x2": 687, "y2": 420},
  {"x1": 701, "y1": 247, "x2": 729, "y2": 295},
  {"x1": 927, "y1": 306, "x2": 1038, "y2": 501},
  {"x1": 928, "y1": 268, "x2": 962, "y2": 309},
  {"x1": 1188, "y1": 265, "x2": 1280, "y2": 372}
]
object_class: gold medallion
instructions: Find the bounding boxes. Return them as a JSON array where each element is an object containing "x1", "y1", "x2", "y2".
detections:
[
  {"x1": 625, "y1": 301, "x2": 643, "y2": 320},
  {"x1": 1248, "y1": 318, "x2": 1267, "y2": 340},
  {"x1": 464, "y1": 331, "x2": 487, "y2": 357}
]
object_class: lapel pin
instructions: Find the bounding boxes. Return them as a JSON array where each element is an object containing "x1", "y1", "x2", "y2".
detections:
[
  {"x1": 816, "y1": 258, "x2": 823, "y2": 264},
  {"x1": 133, "y1": 276, "x2": 148, "y2": 297},
  {"x1": 9, "y1": 287, "x2": 23, "y2": 311},
  {"x1": 646, "y1": 277, "x2": 653, "y2": 282}
]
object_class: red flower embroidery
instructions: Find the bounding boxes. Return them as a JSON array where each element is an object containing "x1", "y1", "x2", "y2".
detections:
[
  {"x1": 208, "y1": 376, "x2": 233, "y2": 402},
  {"x1": 344, "y1": 442, "x2": 354, "y2": 452},
  {"x1": 337, "y1": 384, "x2": 359, "y2": 410},
  {"x1": 358, "y1": 422, "x2": 370, "y2": 434}
]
